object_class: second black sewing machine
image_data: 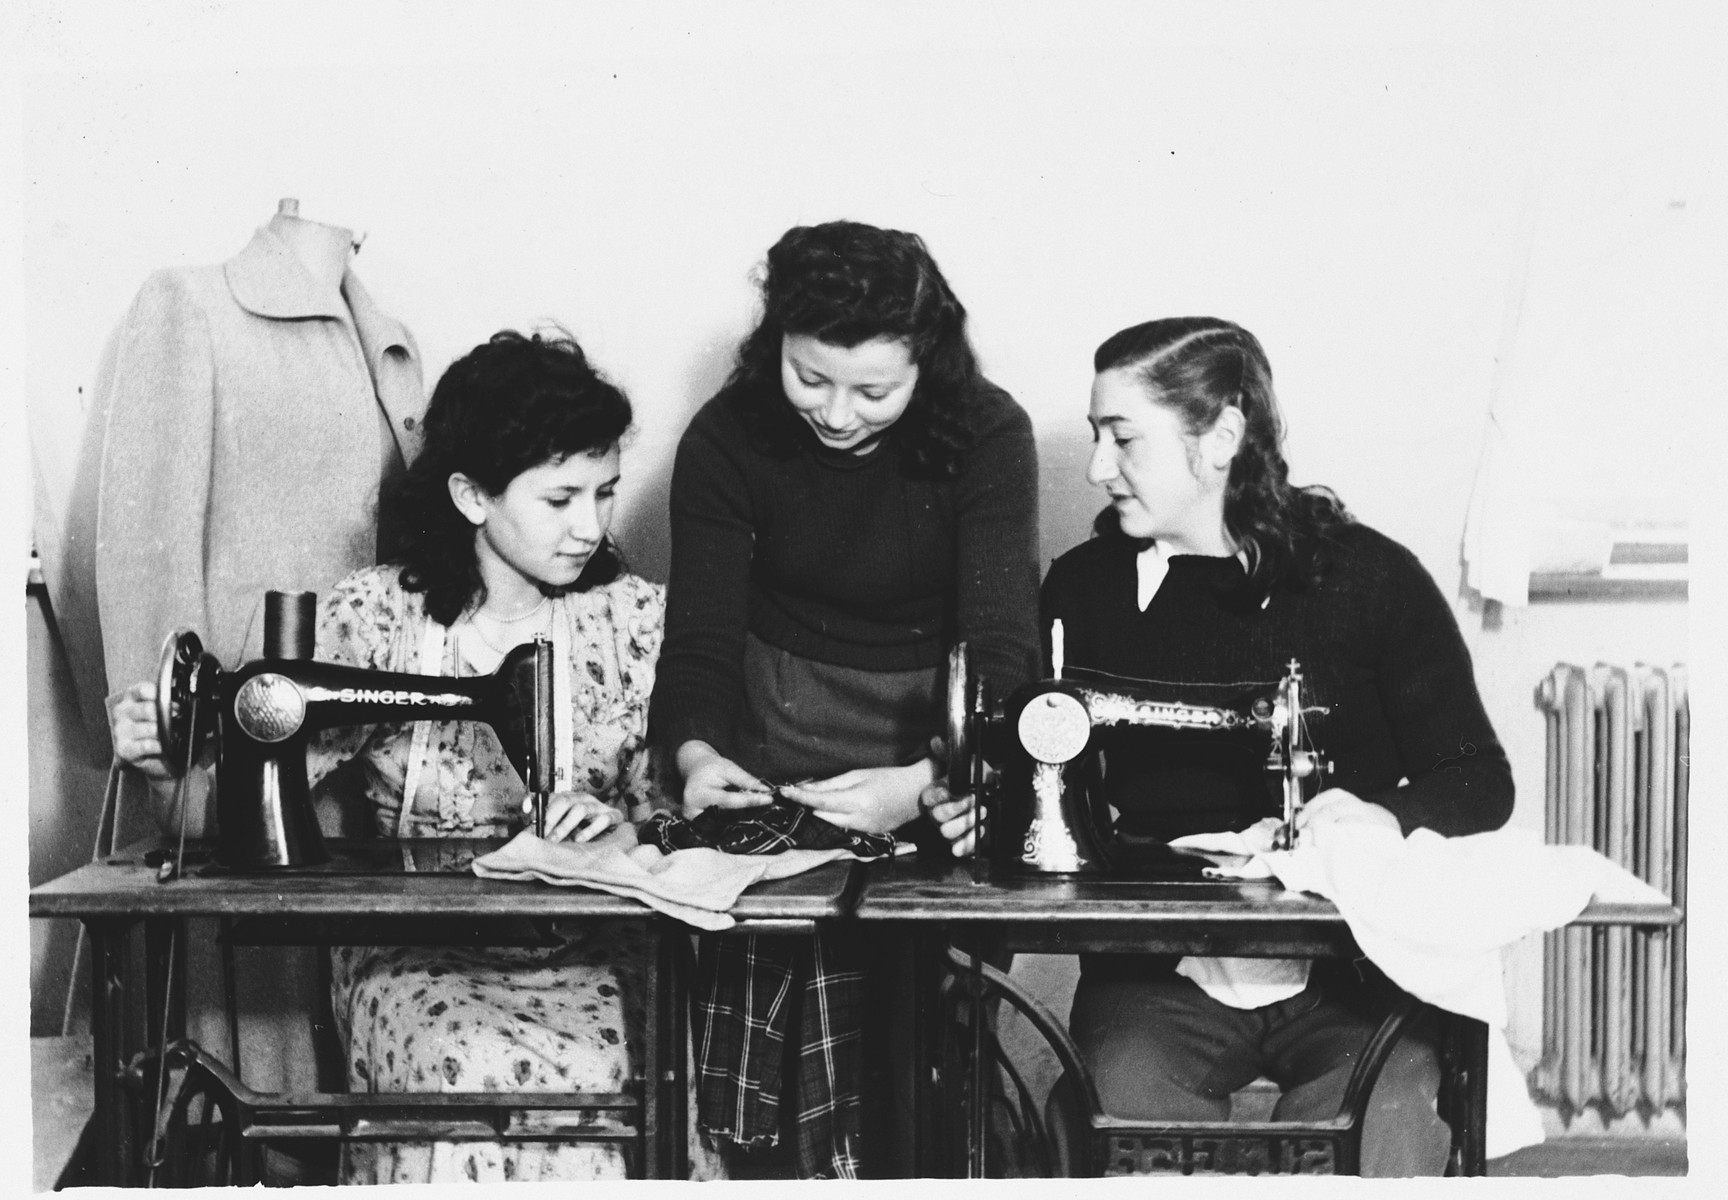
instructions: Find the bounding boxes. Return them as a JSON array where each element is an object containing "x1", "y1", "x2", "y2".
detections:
[{"x1": 944, "y1": 621, "x2": 1332, "y2": 879}]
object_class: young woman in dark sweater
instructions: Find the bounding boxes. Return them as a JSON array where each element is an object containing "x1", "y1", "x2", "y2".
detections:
[
  {"x1": 926, "y1": 317, "x2": 1513, "y2": 1176},
  {"x1": 650, "y1": 221, "x2": 1041, "y2": 1176}
]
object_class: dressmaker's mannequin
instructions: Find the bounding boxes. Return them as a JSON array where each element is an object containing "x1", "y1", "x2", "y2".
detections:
[
  {"x1": 269, "y1": 197, "x2": 359, "y2": 292},
  {"x1": 75, "y1": 198, "x2": 426, "y2": 1121}
]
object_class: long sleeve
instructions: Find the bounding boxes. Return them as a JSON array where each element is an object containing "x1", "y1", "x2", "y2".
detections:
[
  {"x1": 651, "y1": 409, "x2": 758, "y2": 757},
  {"x1": 953, "y1": 394, "x2": 1041, "y2": 696},
  {"x1": 1359, "y1": 543, "x2": 1514, "y2": 838},
  {"x1": 95, "y1": 271, "x2": 218, "y2": 696}
]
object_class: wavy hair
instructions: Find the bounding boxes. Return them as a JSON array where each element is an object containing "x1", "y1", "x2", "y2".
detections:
[
  {"x1": 719, "y1": 220, "x2": 981, "y2": 478},
  {"x1": 1092, "y1": 317, "x2": 1351, "y2": 598},
  {"x1": 382, "y1": 329, "x2": 632, "y2": 626}
]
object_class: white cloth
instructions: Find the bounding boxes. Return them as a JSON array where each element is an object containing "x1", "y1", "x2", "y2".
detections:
[
  {"x1": 1200, "y1": 822, "x2": 1667, "y2": 1158},
  {"x1": 472, "y1": 825, "x2": 858, "y2": 930},
  {"x1": 1173, "y1": 955, "x2": 1313, "y2": 1010},
  {"x1": 1170, "y1": 820, "x2": 1309, "y2": 1007}
]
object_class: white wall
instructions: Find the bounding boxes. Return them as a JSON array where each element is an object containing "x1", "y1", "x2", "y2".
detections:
[
  {"x1": 11, "y1": 0, "x2": 1718, "y2": 1127},
  {"x1": 24, "y1": 1, "x2": 1569, "y2": 584}
]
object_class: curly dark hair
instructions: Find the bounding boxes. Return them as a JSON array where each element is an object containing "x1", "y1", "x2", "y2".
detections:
[
  {"x1": 1092, "y1": 317, "x2": 1351, "y2": 598},
  {"x1": 381, "y1": 329, "x2": 632, "y2": 626},
  {"x1": 718, "y1": 221, "x2": 981, "y2": 478}
]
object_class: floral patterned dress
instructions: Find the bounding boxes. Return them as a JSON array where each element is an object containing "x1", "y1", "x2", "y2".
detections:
[{"x1": 308, "y1": 564, "x2": 721, "y2": 1183}]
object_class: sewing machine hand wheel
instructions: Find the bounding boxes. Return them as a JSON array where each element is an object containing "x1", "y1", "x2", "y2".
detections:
[
  {"x1": 945, "y1": 642, "x2": 977, "y2": 797},
  {"x1": 156, "y1": 630, "x2": 220, "y2": 776}
]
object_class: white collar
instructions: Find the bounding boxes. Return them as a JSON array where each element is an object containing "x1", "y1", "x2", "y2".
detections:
[{"x1": 1134, "y1": 543, "x2": 1260, "y2": 611}]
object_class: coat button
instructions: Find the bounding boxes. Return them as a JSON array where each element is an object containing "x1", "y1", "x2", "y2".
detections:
[{"x1": 403, "y1": 417, "x2": 416, "y2": 430}]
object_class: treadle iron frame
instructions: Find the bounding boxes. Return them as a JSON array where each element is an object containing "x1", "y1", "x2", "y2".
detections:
[
  {"x1": 939, "y1": 944, "x2": 1423, "y2": 1177},
  {"x1": 110, "y1": 907, "x2": 692, "y2": 1186},
  {"x1": 126, "y1": 1037, "x2": 660, "y2": 1186}
]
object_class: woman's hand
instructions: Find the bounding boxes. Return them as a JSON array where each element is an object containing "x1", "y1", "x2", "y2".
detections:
[
  {"x1": 676, "y1": 740, "x2": 772, "y2": 816},
  {"x1": 781, "y1": 759, "x2": 936, "y2": 836},
  {"x1": 109, "y1": 682, "x2": 176, "y2": 782},
  {"x1": 1293, "y1": 787, "x2": 1403, "y2": 845},
  {"x1": 920, "y1": 783, "x2": 979, "y2": 857},
  {"x1": 523, "y1": 791, "x2": 622, "y2": 843}
]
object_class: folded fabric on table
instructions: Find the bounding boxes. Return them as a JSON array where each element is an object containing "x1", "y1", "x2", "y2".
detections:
[
  {"x1": 471, "y1": 825, "x2": 856, "y2": 931},
  {"x1": 1179, "y1": 821, "x2": 1669, "y2": 1159}
]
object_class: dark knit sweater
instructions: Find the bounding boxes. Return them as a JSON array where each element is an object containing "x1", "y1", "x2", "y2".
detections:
[
  {"x1": 1041, "y1": 521, "x2": 1513, "y2": 842},
  {"x1": 651, "y1": 379, "x2": 1041, "y2": 758}
]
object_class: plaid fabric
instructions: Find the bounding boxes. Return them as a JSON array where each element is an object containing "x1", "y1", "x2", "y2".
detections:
[
  {"x1": 693, "y1": 931, "x2": 866, "y2": 1179},
  {"x1": 639, "y1": 802, "x2": 897, "y2": 858},
  {"x1": 642, "y1": 805, "x2": 885, "y2": 1178}
]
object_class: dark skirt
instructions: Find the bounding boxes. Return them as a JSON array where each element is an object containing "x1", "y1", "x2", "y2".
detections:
[{"x1": 734, "y1": 632, "x2": 941, "y2": 782}]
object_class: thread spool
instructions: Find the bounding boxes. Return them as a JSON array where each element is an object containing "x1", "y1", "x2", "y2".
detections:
[{"x1": 264, "y1": 591, "x2": 316, "y2": 660}]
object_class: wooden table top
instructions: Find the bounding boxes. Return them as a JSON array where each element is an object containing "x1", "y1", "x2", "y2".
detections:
[
  {"x1": 28, "y1": 839, "x2": 861, "y2": 926},
  {"x1": 855, "y1": 855, "x2": 1360, "y2": 955},
  {"x1": 29, "y1": 840, "x2": 1679, "y2": 936},
  {"x1": 852, "y1": 854, "x2": 1681, "y2": 956},
  {"x1": 855, "y1": 855, "x2": 1343, "y2": 923}
]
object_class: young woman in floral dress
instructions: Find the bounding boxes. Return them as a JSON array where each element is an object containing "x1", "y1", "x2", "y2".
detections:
[{"x1": 111, "y1": 329, "x2": 722, "y2": 1183}]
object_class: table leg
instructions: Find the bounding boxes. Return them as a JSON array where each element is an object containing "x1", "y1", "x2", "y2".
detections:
[
  {"x1": 87, "y1": 918, "x2": 137, "y2": 1187},
  {"x1": 143, "y1": 917, "x2": 184, "y2": 1045},
  {"x1": 969, "y1": 934, "x2": 984, "y2": 1179},
  {"x1": 668, "y1": 924, "x2": 689, "y2": 1181},
  {"x1": 911, "y1": 928, "x2": 943, "y2": 1178},
  {"x1": 642, "y1": 919, "x2": 664, "y2": 1180},
  {"x1": 856, "y1": 925, "x2": 927, "y2": 1177},
  {"x1": 1440, "y1": 1012, "x2": 1490, "y2": 1177},
  {"x1": 1457, "y1": 1016, "x2": 1489, "y2": 1176}
]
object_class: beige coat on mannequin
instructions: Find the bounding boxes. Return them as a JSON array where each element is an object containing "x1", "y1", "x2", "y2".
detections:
[
  {"x1": 40, "y1": 223, "x2": 426, "y2": 1112},
  {"x1": 92, "y1": 222, "x2": 426, "y2": 699}
]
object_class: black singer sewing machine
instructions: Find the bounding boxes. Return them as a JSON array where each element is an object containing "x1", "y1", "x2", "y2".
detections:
[
  {"x1": 155, "y1": 590, "x2": 558, "y2": 870},
  {"x1": 944, "y1": 622, "x2": 1332, "y2": 878}
]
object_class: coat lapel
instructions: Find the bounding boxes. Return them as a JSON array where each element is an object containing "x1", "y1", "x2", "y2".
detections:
[
  {"x1": 223, "y1": 225, "x2": 348, "y2": 321},
  {"x1": 223, "y1": 225, "x2": 426, "y2": 466},
  {"x1": 343, "y1": 271, "x2": 425, "y2": 465}
]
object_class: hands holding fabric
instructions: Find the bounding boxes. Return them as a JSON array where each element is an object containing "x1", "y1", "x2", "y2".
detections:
[
  {"x1": 676, "y1": 738, "x2": 933, "y2": 836},
  {"x1": 775, "y1": 760, "x2": 934, "y2": 834},
  {"x1": 675, "y1": 741, "x2": 772, "y2": 814}
]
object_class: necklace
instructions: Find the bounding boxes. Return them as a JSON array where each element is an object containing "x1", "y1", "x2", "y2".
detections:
[
  {"x1": 468, "y1": 595, "x2": 551, "y2": 656},
  {"x1": 477, "y1": 593, "x2": 550, "y2": 624}
]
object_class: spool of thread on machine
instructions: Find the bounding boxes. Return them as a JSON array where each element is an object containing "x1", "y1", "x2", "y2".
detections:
[{"x1": 264, "y1": 590, "x2": 316, "y2": 660}]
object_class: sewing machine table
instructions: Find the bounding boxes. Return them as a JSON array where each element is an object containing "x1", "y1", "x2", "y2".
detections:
[
  {"x1": 30, "y1": 837, "x2": 859, "y2": 1186},
  {"x1": 854, "y1": 855, "x2": 1682, "y2": 1177}
]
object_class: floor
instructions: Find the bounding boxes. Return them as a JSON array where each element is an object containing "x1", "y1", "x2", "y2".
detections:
[
  {"x1": 1487, "y1": 1136, "x2": 1688, "y2": 1177},
  {"x1": 33, "y1": 1027, "x2": 1688, "y2": 1184},
  {"x1": 31, "y1": 1035, "x2": 95, "y2": 1194},
  {"x1": 1232, "y1": 1077, "x2": 1687, "y2": 1177}
]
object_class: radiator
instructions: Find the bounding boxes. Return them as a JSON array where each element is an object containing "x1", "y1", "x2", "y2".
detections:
[{"x1": 1532, "y1": 663, "x2": 1687, "y2": 1122}]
